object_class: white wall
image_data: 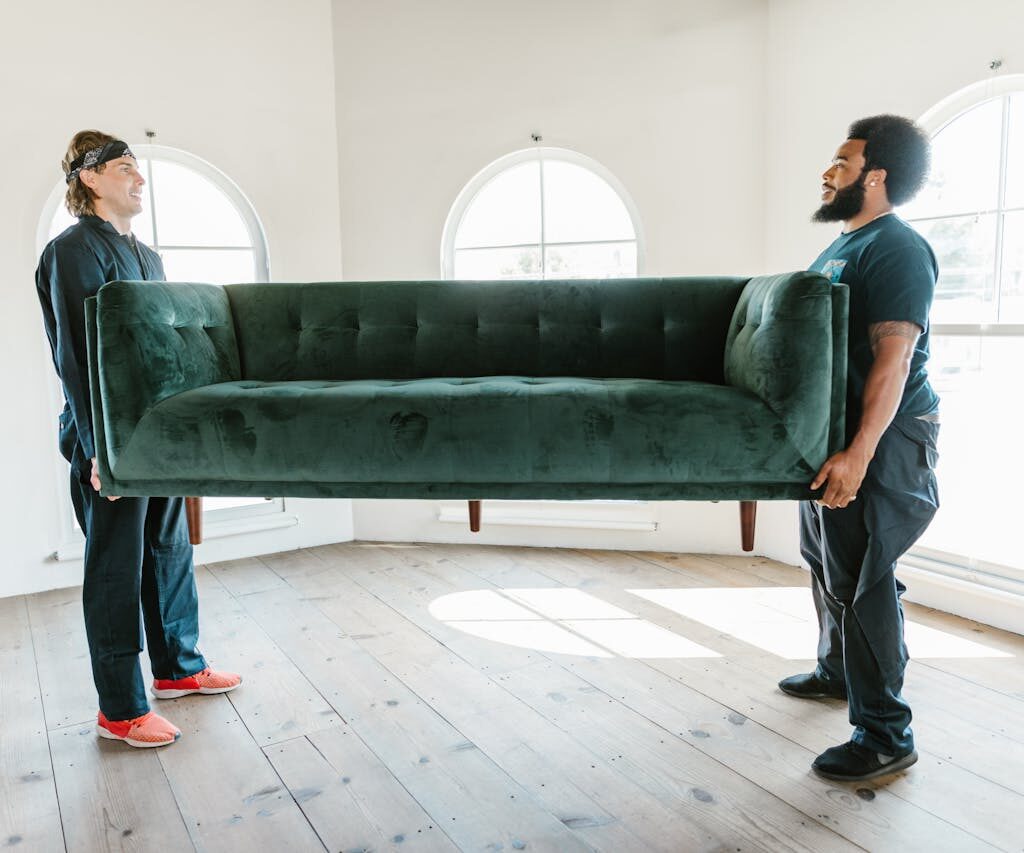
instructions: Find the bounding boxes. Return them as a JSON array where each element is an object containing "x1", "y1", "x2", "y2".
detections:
[
  {"x1": 0, "y1": 0, "x2": 352, "y2": 598},
  {"x1": 332, "y1": 0, "x2": 770, "y2": 280}
]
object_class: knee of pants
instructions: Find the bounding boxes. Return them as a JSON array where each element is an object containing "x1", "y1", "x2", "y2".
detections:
[{"x1": 821, "y1": 578, "x2": 856, "y2": 607}]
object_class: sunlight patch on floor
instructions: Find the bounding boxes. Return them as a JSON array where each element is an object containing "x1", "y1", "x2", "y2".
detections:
[
  {"x1": 629, "y1": 587, "x2": 1014, "y2": 660},
  {"x1": 429, "y1": 588, "x2": 721, "y2": 659},
  {"x1": 429, "y1": 585, "x2": 1014, "y2": 660}
]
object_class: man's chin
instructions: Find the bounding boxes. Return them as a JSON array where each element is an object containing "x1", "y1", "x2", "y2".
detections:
[{"x1": 812, "y1": 204, "x2": 845, "y2": 223}]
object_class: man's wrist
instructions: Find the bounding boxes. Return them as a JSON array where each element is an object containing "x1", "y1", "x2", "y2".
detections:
[{"x1": 847, "y1": 433, "x2": 877, "y2": 462}]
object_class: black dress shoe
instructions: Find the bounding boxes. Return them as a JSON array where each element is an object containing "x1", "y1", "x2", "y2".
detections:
[
  {"x1": 778, "y1": 672, "x2": 847, "y2": 700},
  {"x1": 812, "y1": 740, "x2": 918, "y2": 782}
]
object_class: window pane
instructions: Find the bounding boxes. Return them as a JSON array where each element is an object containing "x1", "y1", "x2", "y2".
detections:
[
  {"x1": 160, "y1": 248, "x2": 257, "y2": 284},
  {"x1": 151, "y1": 160, "x2": 251, "y2": 247},
  {"x1": 901, "y1": 98, "x2": 1002, "y2": 219},
  {"x1": 999, "y1": 210, "x2": 1024, "y2": 322},
  {"x1": 542, "y1": 160, "x2": 635, "y2": 244},
  {"x1": 917, "y1": 335, "x2": 1024, "y2": 569},
  {"x1": 455, "y1": 162, "x2": 541, "y2": 249},
  {"x1": 454, "y1": 246, "x2": 542, "y2": 279},
  {"x1": 544, "y1": 242, "x2": 638, "y2": 279},
  {"x1": 49, "y1": 205, "x2": 77, "y2": 242},
  {"x1": 915, "y1": 214, "x2": 997, "y2": 323},
  {"x1": 1005, "y1": 94, "x2": 1024, "y2": 210}
]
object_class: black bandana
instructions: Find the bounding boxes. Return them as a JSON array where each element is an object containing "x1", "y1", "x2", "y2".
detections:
[{"x1": 65, "y1": 141, "x2": 135, "y2": 184}]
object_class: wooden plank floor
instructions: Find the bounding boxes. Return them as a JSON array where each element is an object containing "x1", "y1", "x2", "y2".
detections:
[{"x1": 2, "y1": 543, "x2": 1023, "y2": 852}]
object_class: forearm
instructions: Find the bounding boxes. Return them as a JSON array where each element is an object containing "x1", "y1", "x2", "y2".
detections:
[
  {"x1": 44, "y1": 244, "x2": 106, "y2": 460},
  {"x1": 849, "y1": 356, "x2": 911, "y2": 461}
]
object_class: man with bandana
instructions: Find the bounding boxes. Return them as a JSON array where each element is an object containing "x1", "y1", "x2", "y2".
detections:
[
  {"x1": 36, "y1": 130, "x2": 241, "y2": 749},
  {"x1": 778, "y1": 115, "x2": 941, "y2": 782}
]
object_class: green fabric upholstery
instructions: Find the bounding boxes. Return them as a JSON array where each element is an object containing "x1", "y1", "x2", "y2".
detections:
[
  {"x1": 89, "y1": 282, "x2": 239, "y2": 472},
  {"x1": 114, "y1": 377, "x2": 809, "y2": 486},
  {"x1": 86, "y1": 275, "x2": 847, "y2": 501},
  {"x1": 224, "y1": 278, "x2": 747, "y2": 382},
  {"x1": 724, "y1": 272, "x2": 848, "y2": 468}
]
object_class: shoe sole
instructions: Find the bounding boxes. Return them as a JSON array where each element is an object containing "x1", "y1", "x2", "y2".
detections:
[
  {"x1": 97, "y1": 725, "x2": 181, "y2": 748},
  {"x1": 812, "y1": 750, "x2": 918, "y2": 782},
  {"x1": 151, "y1": 682, "x2": 241, "y2": 699},
  {"x1": 778, "y1": 683, "x2": 847, "y2": 701}
]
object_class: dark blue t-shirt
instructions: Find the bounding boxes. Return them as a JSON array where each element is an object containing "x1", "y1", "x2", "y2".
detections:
[{"x1": 809, "y1": 214, "x2": 940, "y2": 425}]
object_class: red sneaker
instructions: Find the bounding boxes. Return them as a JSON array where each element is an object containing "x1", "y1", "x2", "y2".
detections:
[
  {"x1": 97, "y1": 710, "x2": 181, "y2": 748},
  {"x1": 151, "y1": 667, "x2": 242, "y2": 699}
]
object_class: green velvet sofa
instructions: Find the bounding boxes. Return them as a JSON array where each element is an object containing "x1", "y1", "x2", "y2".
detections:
[{"x1": 85, "y1": 274, "x2": 847, "y2": 548}]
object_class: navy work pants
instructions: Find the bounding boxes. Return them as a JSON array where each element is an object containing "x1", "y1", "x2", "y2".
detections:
[
  {"x1": 799, "y1": 413, "x2": 939, "y2": 756},
  {"x1": 67, "y1": 446, "x2": 207, "y2": 721}
]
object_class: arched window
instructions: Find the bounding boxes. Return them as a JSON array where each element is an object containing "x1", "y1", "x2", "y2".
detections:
[
  {"x1": 441, "y1": 147, "x2": 642, "y2": 280},
  {"x1": 900, "y1": 77, "x2": 1024, "y2": 576},
  {"x1": 39, "y1": 145, "x2": 274, "y2": 531},
  {"x1": 901, "y1": 91, "x2": 1023, "y2": 323}
]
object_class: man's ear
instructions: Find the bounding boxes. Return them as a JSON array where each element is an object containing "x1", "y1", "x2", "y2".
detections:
[
  {"x1": 866, "y1": 168, "x2": 887, "y2": 188},
  {"x1": 78, "y1": 168, "x2": 101, "y2": 197}
]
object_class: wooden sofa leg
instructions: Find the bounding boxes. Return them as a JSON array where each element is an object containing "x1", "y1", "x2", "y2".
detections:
[
  {"x1": 468, "y1": 500, "x2": 481, "y2": 532},
  {"x1": 740, "y1": 500, "x2": 757, "y2": 552},
  {"x1": 186, "y1": 497, "x2": 203, "y2": 545}
]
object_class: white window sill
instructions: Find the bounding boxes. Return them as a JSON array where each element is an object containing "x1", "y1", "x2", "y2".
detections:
[{"x1": 898, "y1": 549, "x2": 1024, "y2": 635}]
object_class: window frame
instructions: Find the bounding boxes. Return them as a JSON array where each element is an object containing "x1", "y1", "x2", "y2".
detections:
[
  {"x1": 440, "y1": 146, "x2": 645, "y2": 280},
  {"x1": 904, "y1": 74, "x2": 1024, "y2": 581},
  {"x1": 907, "y1": 74, "x2": 1024, "y2": 333}
]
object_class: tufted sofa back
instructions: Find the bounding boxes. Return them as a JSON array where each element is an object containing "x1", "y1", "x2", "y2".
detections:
[{"x1": 223, "y1": 278, "x2": 749, "y2": 383}]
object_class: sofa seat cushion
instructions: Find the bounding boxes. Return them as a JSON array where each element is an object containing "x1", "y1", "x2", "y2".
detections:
[{"x1": 112, "y1": 377, "x2": 815, "y2": 487}]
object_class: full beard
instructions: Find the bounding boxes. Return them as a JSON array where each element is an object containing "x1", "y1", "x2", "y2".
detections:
[{"x1": 812, "y1": 176, "x2": 866, "y2": 223}]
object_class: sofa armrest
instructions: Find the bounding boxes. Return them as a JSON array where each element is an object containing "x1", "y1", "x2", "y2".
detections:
[
  {"x1": 87, "y1": 281, "x2": 241, "y2": 485},
  {"x1": 723, "y1": 271, "x2": 848, "y2": 470}
]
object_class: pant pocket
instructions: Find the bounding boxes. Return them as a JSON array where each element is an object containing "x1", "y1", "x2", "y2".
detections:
[{"x1": 58, "y1": 410, "x2": 76, "y2": 463}]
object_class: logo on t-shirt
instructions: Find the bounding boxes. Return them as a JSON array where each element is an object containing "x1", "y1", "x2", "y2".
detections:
[{"x1": 821, "y1": 259, "x2": 847, "y2": 283}]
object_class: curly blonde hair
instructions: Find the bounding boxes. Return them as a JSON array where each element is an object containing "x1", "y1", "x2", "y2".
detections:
[{"x1": 62, "y1": 129, "x2": 119, "y2": 217}]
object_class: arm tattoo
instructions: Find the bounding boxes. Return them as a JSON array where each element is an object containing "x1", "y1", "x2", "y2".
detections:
[{"x1": 868, "y1": 320, "x2": 921, "y2": 353}]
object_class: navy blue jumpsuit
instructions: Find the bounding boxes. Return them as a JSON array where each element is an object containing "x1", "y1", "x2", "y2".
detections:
[
  {"x1": 805, "y1": 213, "x2": 941, "y2": 756},
  {"x1": 36, "y1": 214, "x2": 207, "y2": 721}
]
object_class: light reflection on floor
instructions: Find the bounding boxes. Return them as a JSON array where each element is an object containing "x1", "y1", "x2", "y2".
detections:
[
  {"x1": 429, "y1": 587, "x2": 720, "y2": 658},
  {"x1": 428, "y1": 587, "x2": 1014, "y2": 660}
]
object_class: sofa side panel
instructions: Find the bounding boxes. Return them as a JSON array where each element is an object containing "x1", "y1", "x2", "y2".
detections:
[
  {"x1": 225, "y1": 278, "x2": 748, "y2": 383},
  {"x1": 828, "y1": 284, "x2": 849, "y2": 455},
  {"x1": 84, "y1": 296, "x2": 113, "y2": 492},
  {"x1": 723, "y1": 271, "x2": 839, "y2": 469},
  {"x1": 94, "y1": 281, "x2": 241, "y2": 470}
]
